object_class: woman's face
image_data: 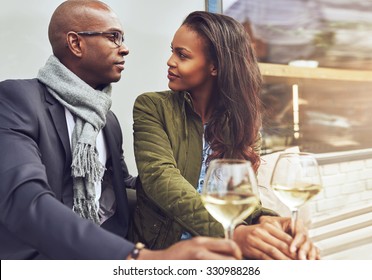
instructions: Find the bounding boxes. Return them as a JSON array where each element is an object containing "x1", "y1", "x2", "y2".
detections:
[{"x1": 167, "y1": 25, "x2": 216, "y2": 94}]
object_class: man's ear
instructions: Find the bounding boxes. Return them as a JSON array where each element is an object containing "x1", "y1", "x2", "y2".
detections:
[{"x1": 66, "y1": 31, "x2": 83, "y2": 57}]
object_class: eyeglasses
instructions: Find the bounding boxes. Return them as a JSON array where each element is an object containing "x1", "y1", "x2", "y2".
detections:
[{"x1": 76, "y1": 31, "x2": 124, "y2": 47}]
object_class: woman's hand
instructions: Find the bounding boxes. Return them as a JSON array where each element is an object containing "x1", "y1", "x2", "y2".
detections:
[
  {"x1": 233, "y1": 216, "x2": 320, "y2": 260},
  {"x1": 276, "y1": 216, "x2": 320, "y2": 260}
]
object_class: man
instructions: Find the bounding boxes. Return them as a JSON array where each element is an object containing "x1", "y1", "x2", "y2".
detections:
[{"x1": 0, "y1": 0, "x2": 241, "y2": 260}]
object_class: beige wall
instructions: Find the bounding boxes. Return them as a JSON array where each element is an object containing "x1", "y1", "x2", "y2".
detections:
[{"x1": 310, "y1": 155, "x2": 372, "y2": 219}]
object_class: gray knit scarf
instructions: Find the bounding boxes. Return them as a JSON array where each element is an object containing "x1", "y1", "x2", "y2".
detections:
[{"x1": 37, "y1": 55, "x2": 112, "y2": 224}]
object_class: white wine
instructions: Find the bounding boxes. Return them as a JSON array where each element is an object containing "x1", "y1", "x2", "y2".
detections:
[
  {"x1": 272, "y1": 183, "x2": 322, "y2": 210},
  {"x1": 201, "y1": 192, "x2": 259, "y2": 228}
]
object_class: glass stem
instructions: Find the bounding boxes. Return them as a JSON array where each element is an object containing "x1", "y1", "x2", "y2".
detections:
[
  {"x1": 291, "y1": 209, "x2": 298, "y2": 236},
  {"x1": 224, "y1": 226, "x2": 234, "y2": 240}
]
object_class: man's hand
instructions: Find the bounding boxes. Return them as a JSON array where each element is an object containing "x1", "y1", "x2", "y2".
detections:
[
  {"x1": 233, "y1": 216, "x2": 320, "y2": 260},
  {"x1": 136, "y1": 237, "x2": 242, "y2": 260}
]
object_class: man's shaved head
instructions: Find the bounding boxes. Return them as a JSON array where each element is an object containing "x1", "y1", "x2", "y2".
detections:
[{"x1": 48, "y1": 0, "x2": 113, "y2": 59}]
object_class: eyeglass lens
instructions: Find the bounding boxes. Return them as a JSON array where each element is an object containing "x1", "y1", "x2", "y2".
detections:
[{"x1": 114, "y1": 32, "x2": 124, "y2": 46}]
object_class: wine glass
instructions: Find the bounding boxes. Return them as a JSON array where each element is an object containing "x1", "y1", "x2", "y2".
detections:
[
  {"x1": 201, "y1": 159, "x2": 260, "y2": 239},
  {"x1": 270, "y1": 152, "x2": 323, "y2": 235}
]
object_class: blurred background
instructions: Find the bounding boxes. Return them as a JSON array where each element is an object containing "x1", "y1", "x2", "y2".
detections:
[{"x1": 224, "y1": 0, "x2": 372, "y2": 154}]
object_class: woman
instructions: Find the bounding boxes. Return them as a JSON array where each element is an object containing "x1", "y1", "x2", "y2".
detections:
[{"x1": 130, "y1": 11, "x2": 319, "y2": 260}]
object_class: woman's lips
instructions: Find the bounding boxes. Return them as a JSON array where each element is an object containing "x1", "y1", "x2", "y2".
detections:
[{"x1": 168, "y1": 70, "x2": 179, "y2": 80}]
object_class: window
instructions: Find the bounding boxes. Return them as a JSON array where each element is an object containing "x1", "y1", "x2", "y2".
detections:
[{"x1": 223, "y1": 0, "x2": 372, "y2": 154}]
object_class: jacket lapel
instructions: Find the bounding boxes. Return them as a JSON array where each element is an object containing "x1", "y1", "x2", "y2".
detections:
[
  {"x1": 44, "y1": 88, "x2": 72, "y2": 165},
  {"x1": 103, "y1": 118, "x2": 113, "y2": 162}
]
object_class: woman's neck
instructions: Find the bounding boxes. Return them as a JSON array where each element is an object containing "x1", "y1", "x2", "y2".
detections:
[{"x1": 189, "y1": 90, "x2": 215, "y2": 124}]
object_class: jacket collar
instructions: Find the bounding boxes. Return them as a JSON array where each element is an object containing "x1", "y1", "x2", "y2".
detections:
[
  {"x1": 179, "y1": 91, "x2": 204, "y2": 138},
  {"x1": 44, "y1": 86, "x2": 115, "y2": 164},
  {"x1": 178, "y1": 90, "x2": 232, "y2": 146}
]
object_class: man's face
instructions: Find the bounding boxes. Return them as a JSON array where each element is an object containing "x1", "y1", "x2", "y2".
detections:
[{"x1": 78, "y1": 8, "x2": 129, "y2": 89}]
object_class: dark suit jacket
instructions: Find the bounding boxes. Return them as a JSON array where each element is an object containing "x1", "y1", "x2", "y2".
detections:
[{"x1": 0, "y1": 79, "x2": 135, "y2": 259}]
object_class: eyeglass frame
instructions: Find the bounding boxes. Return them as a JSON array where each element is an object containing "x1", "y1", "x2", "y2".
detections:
[{"x1": 76, "y1": 31, "x2": 124, "y2": 47}]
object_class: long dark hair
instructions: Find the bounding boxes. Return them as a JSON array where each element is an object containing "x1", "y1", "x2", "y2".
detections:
[{"x1": 182, "y1": 11, "x2": 262, "y2": 171}]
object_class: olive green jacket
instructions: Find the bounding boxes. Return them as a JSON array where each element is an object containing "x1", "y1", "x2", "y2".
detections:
[{"x1": 130, "y1": 90, "x2": 276, "y2": 249}]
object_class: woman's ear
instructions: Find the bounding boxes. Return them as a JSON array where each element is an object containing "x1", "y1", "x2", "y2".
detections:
[
  {"x1": 66, "y1": 31, "x2": 83, "y2": 57},
  {"x1": 210, "y1": 65, "x2": 218, "y2": 76}
]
